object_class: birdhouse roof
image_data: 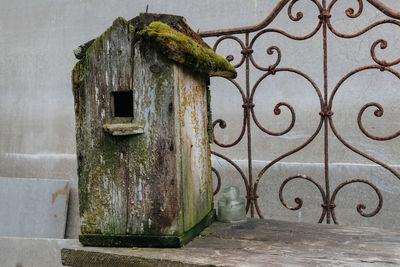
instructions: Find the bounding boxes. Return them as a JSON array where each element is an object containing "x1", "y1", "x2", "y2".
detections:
[{"x1": 74, "y1": 14, "x2": 237, "y2": 79}]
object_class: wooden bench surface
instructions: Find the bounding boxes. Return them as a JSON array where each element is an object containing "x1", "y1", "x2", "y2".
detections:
[{"x1": 62, "y1": 218, "x2": 400, "y2": 266}]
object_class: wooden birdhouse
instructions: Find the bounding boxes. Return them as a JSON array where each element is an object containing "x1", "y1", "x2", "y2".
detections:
[{"x1": 71, "y1": 13, "x2": 236, "y2": 247}]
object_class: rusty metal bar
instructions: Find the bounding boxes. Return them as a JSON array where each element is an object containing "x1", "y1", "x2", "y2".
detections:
[
  {"x1": 367, "y1": 0, "x2": 400, "y2": 19},
  {"x1": 321, "y1": 0, "x2": 331, "y2": 224},
  {"x1": 199, "y1": 0, "x2": 291, "y2": 37}
]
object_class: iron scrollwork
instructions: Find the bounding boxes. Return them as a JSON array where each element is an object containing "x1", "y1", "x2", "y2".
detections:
[{"x1": 200, "y1": 0, "x2": 400, "y2": 224}]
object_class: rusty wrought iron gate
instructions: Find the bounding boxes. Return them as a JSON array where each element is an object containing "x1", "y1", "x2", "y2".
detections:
[{"x1": 199, "y1": 0, "x2": 400, "y2": 224}]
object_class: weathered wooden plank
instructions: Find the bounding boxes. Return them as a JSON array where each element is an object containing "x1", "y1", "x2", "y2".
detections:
[
  {"x1": 177, "y1": 68, "x2": 213, "y2": 231},
  {"x1": 73, "y1": 17, "x2": 135, "y2": 234},
  {"x1": 126, "y1": 44, "x2": 180, "y2": 236},
  {"x1": 62, "y1": 219, "x2": 400, "y2": 266},
  {"x1": 62, "y1": 248, "x2": 216, "y2": 267}
]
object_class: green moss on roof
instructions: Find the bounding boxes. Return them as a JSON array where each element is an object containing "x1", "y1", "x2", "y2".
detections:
[
  {"x1": 139, "y1": 21, "x2": 237, "y2": 79},
  {"x1": 74, "y1": 16, "x2": 237, "y2": 79}
]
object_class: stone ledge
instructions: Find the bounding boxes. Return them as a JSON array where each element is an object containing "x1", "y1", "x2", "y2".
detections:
[
  {"x1": 0, "y1": 237, "x2": 80, "y2": 267},
  {"x1": 62, "y1": 219, "x2": 400, "y2": 266}
]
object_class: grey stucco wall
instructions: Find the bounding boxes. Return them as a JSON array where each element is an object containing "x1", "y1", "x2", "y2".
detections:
[{"x1": 0, "y1": 0, "x2": 399, "y2": 238}]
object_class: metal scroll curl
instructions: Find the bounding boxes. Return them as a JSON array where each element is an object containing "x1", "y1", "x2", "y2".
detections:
[
  {"x1": 330, "y1": 179, "x2": 383, "y2": 223},
  {"x1": 356, "y1": 37, "x2": 400, "y2": 141},
  {"x1": 370, "y1": 39, "x2": 400, "y2": 67},
  {"x1": 250, "y1": 68, "x2": 324, "y2": 136},
  {"x1": 327, "y1": 0, "x2": 400, "y2": 38},
  {"x1": 328, "y1": 65, "x2": 400, "y2": 181},
  {"x1": 249, "y1": 45, "x2": 281, "y2": 72},
  {"x1": 279, "y1": 175, "x2": 327, "y2": 222},
  {"x1": 358, "y1": 103, "x2": 400, "y2": 141},
  {"x1": 212, "y1": 36, "x2": 246, "y2": 68},
  {"x1": 248, "y1": 2, "x2": 323, "y2": 43}
]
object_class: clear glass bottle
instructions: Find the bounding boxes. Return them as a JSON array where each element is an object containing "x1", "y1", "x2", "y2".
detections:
[{"x1": 217, "y1": 185, "x2": 247, "y2": 223}]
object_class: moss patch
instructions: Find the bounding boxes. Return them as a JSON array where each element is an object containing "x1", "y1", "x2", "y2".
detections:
[{"x1": 139, "y1": 22, "x2": 237, "y2": 79}]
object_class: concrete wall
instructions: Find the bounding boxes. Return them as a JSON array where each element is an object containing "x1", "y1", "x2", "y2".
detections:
[
  {"x1": 0, "y1": 237, "x2": 80, "y2": 267},
  {"x1": 0, "y1": 0, "x2": 399, "y2": 240}
]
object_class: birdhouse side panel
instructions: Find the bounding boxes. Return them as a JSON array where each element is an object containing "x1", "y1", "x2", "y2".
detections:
[
  {"x1": 73, "y1": 18, "x2": 135, "y2": 235},
  {"x1": 126, "y1": 44, "x2": 181, "y2": 236},
  {"x1": 178, "y1": 68, "x2": 213, "y2": 232}
]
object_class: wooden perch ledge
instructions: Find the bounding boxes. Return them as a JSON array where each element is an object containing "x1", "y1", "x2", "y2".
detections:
[{"x1": 102, "y1": 123, "x2": 144, "y2": 136}]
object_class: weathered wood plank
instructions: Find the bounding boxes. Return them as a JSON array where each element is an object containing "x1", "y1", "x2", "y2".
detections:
[
  {"x1": 73, "y1": 17, "x2": 135, "y2": 234},
  {"x1": 126, "y1": 44, "x2": 180, "y2": 236},
  {"x1": 178, "y1": 68, "x2": 213, "y2": 231},
  {"x1": 62, "y1": 219, "x2": 400, "y2": 266}
]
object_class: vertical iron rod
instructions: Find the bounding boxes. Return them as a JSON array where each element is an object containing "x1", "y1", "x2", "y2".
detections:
[
  {"x1": 322, "y1": 0, "x2": 331, "y2": 224},
  {"x1": 245, "y1": 32, "x2": 255, "y2": 217}
]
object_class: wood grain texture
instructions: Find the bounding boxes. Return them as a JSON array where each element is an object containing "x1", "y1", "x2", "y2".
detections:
[
  {"x1": 177, "y1": 68, "x2": 213, "y2": 231},
  {"x1": 73, "y1": 17, "x2": 135, "y2": 235},
  {"x1": 126, "y1": 43, "x2": 180, "y2": 236},
  {"x1": 63, "y1": 219, "x2": 400, "y2": 266}
]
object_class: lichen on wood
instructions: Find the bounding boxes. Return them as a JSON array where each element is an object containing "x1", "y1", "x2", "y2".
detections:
[
  {"x1": 139, "y1": 22, "x2": 237, "y2": 79},
  {"x1": 73, "y1": 16, "x2": 136, "y2": 235}
]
